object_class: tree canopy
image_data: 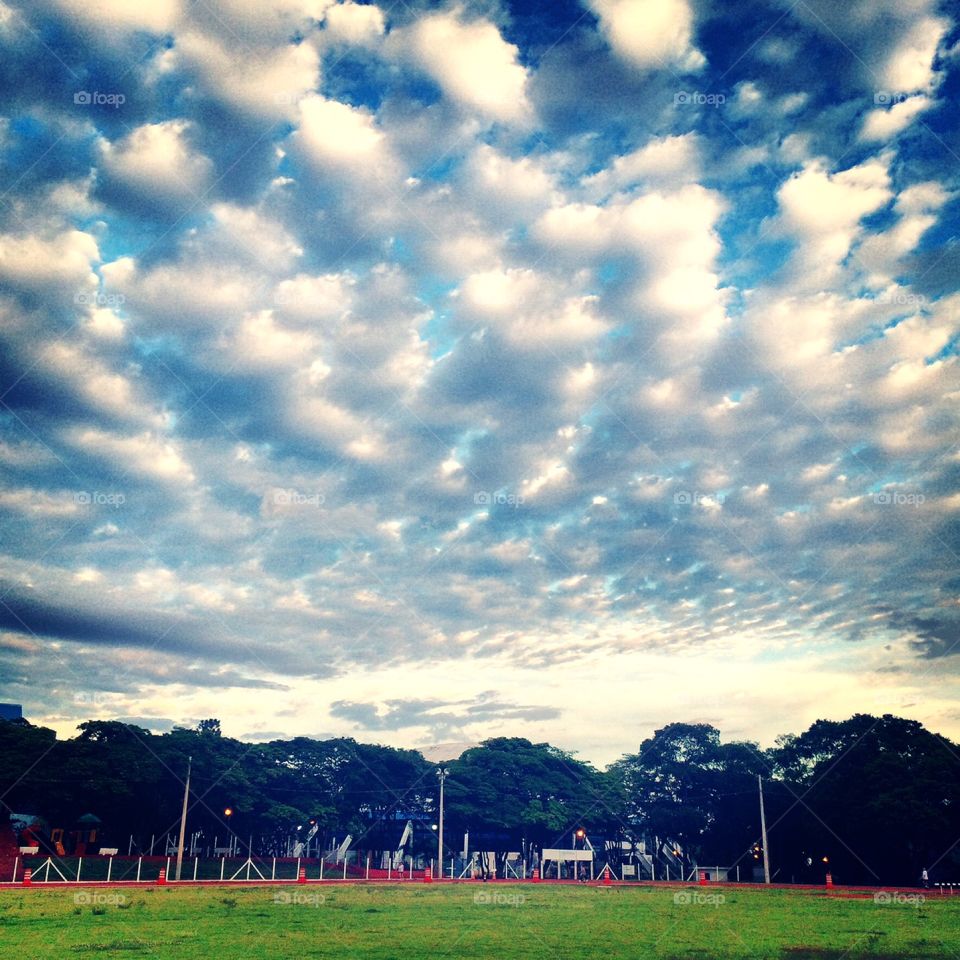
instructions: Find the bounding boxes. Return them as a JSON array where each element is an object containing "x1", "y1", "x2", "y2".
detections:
[{"x1": 1, "y1": 712, "x2": 957, "y2": 884}]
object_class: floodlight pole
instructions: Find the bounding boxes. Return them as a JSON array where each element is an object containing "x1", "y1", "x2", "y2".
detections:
[
  {"x1": 437, "y1": 765, "x2": 447, "y2": 879},
  {"x1": 175, "y1": 756, "x2": 192, "y2": 881},
  {"x1": 758, "y1": 774, "x2": 771, "y2": 884}
]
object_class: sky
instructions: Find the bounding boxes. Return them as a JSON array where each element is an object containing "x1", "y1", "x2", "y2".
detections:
[{"x1": 0, "y1": 0, "x2": 958, "y2": 767}]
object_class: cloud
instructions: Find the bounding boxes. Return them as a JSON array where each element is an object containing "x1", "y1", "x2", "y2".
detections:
[
  {"x1": 772, "y1": 157, "x2": 892, "y2": 288},
  {"x1": 583, "y1": 133, "x2": 700, "y2": 197},
  {"x1": 293, "y1": 94, "x2": 396, "y2": 177},
  {"x1": 1, "y1": 0, "x2": 958, "y2": 759},
  {"x1": 322, "y1": 1, "x2": 385, "y2": 47},
  {"x1": 329, "y1": 693, "x2": 561, "y2": 737},
  {"x1": 881, "y1": 15, "x2": 950, "y2": 92},
  {"x1": 41, "y1": 0, "x2": 180, "y2": 36},
  {"x1": 0, "y1": 229, "x2": 98, "y2": 302},
  {"x1": 61, "y1": 427, "x2": 195, "y2": 484},
  {"x1": 389, "y1": 10, "x2": 531, "y2": 123},
  {"x1": 174, "y1": 26, "x2": 321, "y2": 119},
  {"x1": 97, "y1": 120, "x2": 213, "y2": 213},
  {"x1": 903, "y1": 617, "x2": 960, "y2": 660},
  {"x1": 587, "y1": 0, "x2": 705, "y2": 72},
  {"x1": 860, "y1": 95, "x2": 932, "y2": 142}
]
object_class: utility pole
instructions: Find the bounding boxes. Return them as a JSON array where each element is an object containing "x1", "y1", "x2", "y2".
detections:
[
  {"x1": 175, "y1": 756, "x2": 192, "y2": 881},
  {"x1": 437, "y1": 765, "x2": 447, "y2": 879},
  {"x1": 758, "y1": 774, "x2": 771, "y2": 884}
]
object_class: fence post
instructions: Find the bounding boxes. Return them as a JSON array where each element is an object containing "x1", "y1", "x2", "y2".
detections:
[
  {"x1": 106, "y1": 857, "x2": 112, "y2": 883},
  {"x1": 136, "y1": 857, "x2": 142, "y2": 883},
  {"x1": 193, "y1": 857, "x2": 198, "y2": 881},
  {"x1": 272, "y1": 857, "x2": 276, "y2": 881},
  {"x1": 12, "y1": 856, "x2": 18, "y2": 884},
  {"x1": 220, "y1": 857, "x2": 225, "y2": 881},
  {"x1": 166, "y1": 856, "x2": 171, "y2": 882},
  {"x1": 320, "y1": 859, "x2": 324, "y2": 881},
  {"x1": 77, "y1": 858, "x2": 82, "y2": 882}
]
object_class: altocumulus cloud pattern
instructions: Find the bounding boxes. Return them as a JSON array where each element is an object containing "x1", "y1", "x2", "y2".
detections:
[{"x1": 0, "y1": 0, "x2": 957, "y2": 761}]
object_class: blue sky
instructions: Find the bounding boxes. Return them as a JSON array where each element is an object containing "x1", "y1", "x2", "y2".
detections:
[{"x1": 0, "y1": 0, "x2": 958, "y2": 764}]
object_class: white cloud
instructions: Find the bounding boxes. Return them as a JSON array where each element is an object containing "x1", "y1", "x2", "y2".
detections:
[
  {"x1": 216, "y1": 311, "x2": 317, "y2": 372},
  {"x1": 323, "y1": 1, "x2": 385, "y2": 46},
  {"x1": 855, "y1": 180, "x2": 947, "y2": 283},
  {"x1": 583, "y1": 133, "x2": 700, "y2": 198},
  {"x1": 0, "y1": 488, "x2": 80, "y2": 518},
  {"x1": 881, "y1": 15, "x2": 949, "y2": 92},
  {"x1": 38, "y1": 340, "x2": 161, "y2": 426},
  {"x1": 189, "y1": 0, "x2": 332, "y2": 42},
  {"x1": 0, "y1": 229, "x2": 99, "y2": 298},
  {"x1": 101, "y1": 256, "x2": 263, "y2": 332},
  {"x1": 98, "y1": 120, "x2": 213, "y2": 208},
  {"x1": 294, "y1": 94, "x2": 395, "y2": 177},
  {"x1": 535, "y1": 184, "x2": 728, "y2": 359},
  {"x1": 44, "y1": 0, "x2": 180, "y2": 35},
  {"x1": 82, "y1": 309, "x2": 125, "y2": 341},
  {"x1": 274, "y1": 272, "x2": 355, "y2": 320},
  {"x1": 860, "y1": 95, "x2": 932, "y2": 142},
  {"x1": 175, "y1": 28, "x2": 320, "y2": 118},
  {"x1": 458, "y1": 267, "x2": 608, "y2": 349},
  {"x1": 205, "y1": 203, "x2": 303, "y2": 272},
  {"x1": 63, "y1": 427, "x2": 195, "y2": 484},
  {"x1": 462, "y1": 144, "x2": 557, "y2": 211},
  {"x1": 774, "y1": 158, "x2": 892, "y2": 288},
  {"x1": 390, "y1": 11, "x2": 531, "y2": 123},
  {"x1": 588, "y1": 0, "x2": 705, "y2": 71}
]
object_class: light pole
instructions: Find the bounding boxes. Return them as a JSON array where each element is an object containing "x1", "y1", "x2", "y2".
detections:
[
  {"x1": 224, "y1": 807, "x2": 233, "y2": 856},
  {"x1": 437, "y1": 765, "x2": 447, "y2": 879},
  {"x1": 758, "y1": 774, "x2": 771, "y2": 884},
  {"x1": 174, "y1": 756, "x2": 192, "y2": 881}
]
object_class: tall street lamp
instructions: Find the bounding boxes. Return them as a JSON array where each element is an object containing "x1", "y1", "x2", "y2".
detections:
[{"x1": 436, "y1": 765, "x2": 447, "y2": 879}]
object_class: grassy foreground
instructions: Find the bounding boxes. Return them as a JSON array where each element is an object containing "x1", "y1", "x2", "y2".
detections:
[{"x1": 1, "y1": 882, "x2": 957, "y2": 959}]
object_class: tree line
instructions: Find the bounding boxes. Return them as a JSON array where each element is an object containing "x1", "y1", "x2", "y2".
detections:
[{"x1": 1, "y1": 713, "x2": 957, "y2": 885}]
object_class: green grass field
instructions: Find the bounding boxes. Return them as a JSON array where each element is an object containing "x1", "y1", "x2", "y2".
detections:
[{"x1": 1, "y1": 883, "x2": 956, "y2": 959}]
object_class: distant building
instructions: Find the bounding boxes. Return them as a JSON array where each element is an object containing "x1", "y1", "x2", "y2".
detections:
[{"x1": 0, "y1": 704, "x2": 23, "y2": 721}]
